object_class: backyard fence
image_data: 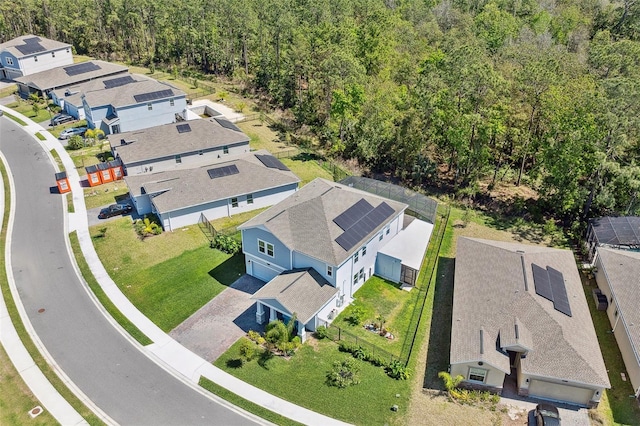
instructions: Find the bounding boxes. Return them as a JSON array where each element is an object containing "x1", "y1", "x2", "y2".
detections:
[
  {"x1": 198, "y1": 212, "x2": 217, "y2": 246},
  {"x1": 325, "y1": 323, "x2": 405, "y2": 366}
]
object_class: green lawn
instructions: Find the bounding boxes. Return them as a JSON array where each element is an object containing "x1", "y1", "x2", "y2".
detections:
[
  {"x1": 91, "y1": 218, "x2": 244, "y2": 331},
  {"x1": 66, "y1": 144, "x2": 110, "y2": 172},
  {"x1": 5, "y1": 100, "x2": 52, "y2": 123},
  {"x1": 333, "y1": 277, "x2": 415, "y2": 356},
  {"x1": 84, "y1": 181, "x2": 129, "y2": 210},
  {"x1": 214, "y1": 337, "x2": 410, "y2": 426},
  {"x1": 282, "y1": 157, "x2": 333, "y2": 186}
]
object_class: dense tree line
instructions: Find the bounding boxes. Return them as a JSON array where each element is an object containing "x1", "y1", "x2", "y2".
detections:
[{"x1": 2, "y1": 0, "x2": 640, "y2": 225}]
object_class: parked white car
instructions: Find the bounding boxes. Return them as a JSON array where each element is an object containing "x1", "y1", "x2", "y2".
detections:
[{"x1": 59, "y1": 127, "x2": 87, "y2": 140}]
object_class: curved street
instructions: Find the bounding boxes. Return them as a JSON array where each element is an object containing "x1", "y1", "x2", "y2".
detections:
[{"x1": 0, "y1": 116, "x2": 257, "y2": 425}]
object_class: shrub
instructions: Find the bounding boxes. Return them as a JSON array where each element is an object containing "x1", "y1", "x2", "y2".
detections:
[
  {"x1": 326, "y1": 358, "x2": 360, "y2": 388},
  {"x1": 386, "y1": 360, "x2": 410, "y2": 380},
  {"x1": 134, "y1": 214, "x2": 162, "y2": 238},
  {"x1": 345, "y1": 306, "x2": 365, "y2": 326},
  {"x1": 212, "y1": 234, "x2": 241, "y2": 254},
  {"x1": 353, "y1": 347, "x2": 368, "y2": 360},
  {"x1": 239, "y1": 339, "x2": 258, "y2": 362},
  {"x1": 315, "y1": 325, "x2": 329, "y2": 339},
  {"x1": 247, "y1": 330, "x2": 265, "y2": 345},
  {"x1": 338, "y1": 341, "x2": 358, "y2": 353},
  {"x1": 67, "y1": 135, "x2": 84, "y2": 150}
]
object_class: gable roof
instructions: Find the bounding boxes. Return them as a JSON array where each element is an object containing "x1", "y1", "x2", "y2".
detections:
[
  {"x1": 239, "y1": 178, "x2": 407, "y2": 266},
  {"x1": 0, "y1": 35, "x2": 70, "y2": 58},
  {"x1": 597, "y1": 247, "x2": 640, "y2": 366},
  {"x1": 452, "y1": 237, "x2": 609, "y2": 388},
  {"x1": 109, "y1": 118, "x2": 249, "y2": 166},
  {"x1": 251, "y1": 268, "x2": 338, "y2": 324},
  {"x1": 124, "y1": 150, "x2": 299, "y2": 213},
  {"x1": 14, "y1": 60, "x2": 128, "y2": 91},
  {"x1": 82, "y1": 76, "x2": 184, "y2": 108}
]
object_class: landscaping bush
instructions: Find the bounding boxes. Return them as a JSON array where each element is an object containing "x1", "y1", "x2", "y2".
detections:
[
  {"x1": 212, "y1": 234, "x2": 241, "y2": 254},
  {"x1": 67, "y1": 135, "x2": 84, "y2": 150},
  {"x1": 326, "y1": 358, "x2": 360, "y2": 388},
  {"x1": 239, "y1": 339, "x2": 260, "y2": 362},
  {"x1": 247, "y1": 330, "x2": 266, "y2": 345},
  {"x1": 315, "y1": 325, "x2": 329, "y2": 339},
  {"x1": 345, "y1": 306, "x2": 365, "y2": 326},
  {"x1": 134, "y1": 214, "x2": 162, "y2": 239},
  {"x1": 385, "y1": 360, "x2": 410, "y2": 380}
]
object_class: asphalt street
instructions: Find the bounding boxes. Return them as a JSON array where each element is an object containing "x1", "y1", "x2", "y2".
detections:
[{"x1": 0, "y1": 117, "x2": 257, "y2": 425}]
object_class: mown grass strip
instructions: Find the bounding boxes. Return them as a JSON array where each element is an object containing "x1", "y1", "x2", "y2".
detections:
[
  {"x1": 3, "y1": 112, "x2": 27, "y2": 126},
  {"x1": 35, "y1": 132, "x2": 46, "y2": 141},
  {"x1": 49, "y1": 149, "x2": 65, "y2": 172},
  {"x1": 199, "y1": 377, "x2": 303, "y2": 426},
  {"x1": 0, "y1": 160, "x2": 104, "y2": 425},
  {"x1": 66, "y1": 192, "x2": 75, "y2": 213},
  {"x1": 68, "y1": 231, "x2": 153, "y2": 346}
]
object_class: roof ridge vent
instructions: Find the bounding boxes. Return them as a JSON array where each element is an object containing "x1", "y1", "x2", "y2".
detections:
[{"x1": 479, "y1": 328, "x2": 484, "y2": 355}]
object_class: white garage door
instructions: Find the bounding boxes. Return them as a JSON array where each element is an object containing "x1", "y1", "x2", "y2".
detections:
[
  {"x1": 528, "y1": 380, "x2": 594, "y2": 405},
  {"x1": 251, "y1": 262, "x2": 279, "y2": 282}
]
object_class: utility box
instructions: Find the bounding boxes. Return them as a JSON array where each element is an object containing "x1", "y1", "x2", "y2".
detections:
[{"x1": 55, "y1": 171, "x2": 71, "y2": 194}]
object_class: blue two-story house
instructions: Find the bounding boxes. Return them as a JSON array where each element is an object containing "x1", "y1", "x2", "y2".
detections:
[
  {"x1": 82, "y1": 75, "x2": 186, "y2": 135},
  {"x1": 239, "y1": 178, "x2": 434, "y2": 341},
  {"x1": 0, "y1": 35, "x2": 73, "y2": 81}
]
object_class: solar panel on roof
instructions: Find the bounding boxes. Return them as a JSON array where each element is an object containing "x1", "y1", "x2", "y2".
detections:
[
  {"x1": 176, "y1": 123, "x2": 191, "y2": 133},
  {"x1": 214, "y1": 117, "x2": 241, "y2": 132},
  {"x1": 133, "y1": 89, "x2": 174, "y2": 103},
  {"x1": 207, "y1": 164, "x2": 239, "y2": 179},
  {"x1": 103, "y1": 75, "x2": 135, "y2": 89},
  {"x1": 548, "y1": 267, "x2": 572, "y2": 316},
  {"x1": 335, "y1": 202, "x2": 395, "y2": 251},
  {"x1": 64, "y1": 62, "x2": 102, "y2": 76},
  {"x1": 16, "y1": 40, "x2": 46, "y2": 55},
  {"x1": 334, "y1": 199, "x2": 374, "y2": 230},
  {"x1": 254, "y1": 154, "x2": 290, "y2": 171},
  {"x1": 532, "y1": 263, "x2": 553, "y2": 301}
]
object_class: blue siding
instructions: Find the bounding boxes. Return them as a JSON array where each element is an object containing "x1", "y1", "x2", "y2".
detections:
[
  {"x1": 375, "y1": 253, "x2": 402, "y2": 283},
  {"x1": 292, "y1": 252, "x2": 335, "y2": 286},
  {"x1": 116, "y1": 96, "x2": 187, "y2": 133},
  {"x1": 241, "y1": 227, "x2": 291, "y2": 270}
]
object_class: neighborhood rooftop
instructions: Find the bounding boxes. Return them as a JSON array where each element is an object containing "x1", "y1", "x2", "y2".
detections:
[
  {"x1": 14, "y1": 60, "x2": 128, "y2": 91},
  {"x1": 452, "y1": 237, "x2": 609, "y2": 388},
  {"x1": 239, "y1": 178, "x2": 408, "y2": 265},
  {"x1": 123, "y1": 150, "x2": 300, "y2": 214},
  {"x1": 82, "y1": 76, "x2": 184, "y2": 108},
  {"x1": 109, "y1": 118, "x2": 250, "y2": 165},
  {"x1": 0, "y1": 34, "x2": 70, "y2": 57},
  {"x1": 588, "y1": 216, "x2": 640, "y2": 247}
]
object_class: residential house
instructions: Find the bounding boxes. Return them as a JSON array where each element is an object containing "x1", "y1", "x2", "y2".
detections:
[
  {"x1": 239, "y1": 178, "x2": 434, "y2": 341},
  {"x1": 124, "y1": 150, "x2": 300, "y2": 231},
  {"x1": 15, "y1": 60, "x2": 128, "y2": 100},
  {"x1": 450, "y1": 237, "x2": 610, "y2": 407},
  {"x1": 109, "y1": 118, "x2": 250, "y2": 175},
  {"x1": 585, "y1": 216, "x2": 640, "y2": 263},
  {"x1": 0, "y1": 35, "x2": 72, "y2": 81},
  {"x1": 593, "y1": 248, "x2": 640, "y2": 400},
  {"x1": 81, "y1": 75, "x2": 186, "y2": 135}
]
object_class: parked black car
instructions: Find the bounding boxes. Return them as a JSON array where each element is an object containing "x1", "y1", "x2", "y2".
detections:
[
  {"x1": 51, "y1": 113, "x2": 74, "y2": 126},
  {"x1": 98, "y1": 203, "x2": 133, "y2": 219},
  {"x1": 530, "y1": 403, "x2": 561, "y2": 426}
]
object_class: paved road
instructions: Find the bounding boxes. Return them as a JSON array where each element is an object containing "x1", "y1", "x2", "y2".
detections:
[{"x1": 0, "y1": 117, "x2": 257, "y2": 425}]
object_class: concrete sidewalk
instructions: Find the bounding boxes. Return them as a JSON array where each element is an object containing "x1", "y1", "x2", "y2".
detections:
[{"x1": 0, "y1": 106, "x2": 349, "y2": 426}]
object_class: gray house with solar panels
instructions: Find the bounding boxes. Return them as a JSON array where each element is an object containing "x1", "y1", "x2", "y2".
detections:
[
  {"x1": 0, "y1": 35, "x2": 73, "y2": 80},
  {"x1": 81, "y1": 74, "x2": 186, "y2": 135},
  {"x1": 108, "y1": 119, "x2": 250, "y2": 175},
  {"x1": 450, "y1": 237, "x2": 609, "y2": 407},
  {"x1": 124, "y1": 149, "x2": 299, "y2": 231},
  {"x1": 239, "y1": 178, "x2": 434, "y2": 342}
]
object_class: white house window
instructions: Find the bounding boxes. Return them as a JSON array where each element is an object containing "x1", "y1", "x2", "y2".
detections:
[
  {"x1": 66, "y1": 48, "x2": 69, "y2": 53},
  {"x1": 170, "y1": 99, "x2": 175, "y2": 106},
  {"x1": 353, "y1": 273, "x2": 358, "y2": 285},
  {"x1": 327, "y1": 265, "x2": 333, "y2": 277},
  {"x1": 247, "y1": 194, "x2": 254, "y2": 204},
  {"x1": 175, "y1": 155, "x2": 181, "y2": 163},
  {"x1": 468, "y1": 367, "x2": 487, "y2": 383},
  {"x1": 258, "y1": 239, "x2": 274, "y2": 257},
  {"x1": 198, "y1": 150, "x2": 203, "y2": 155},
  {"x1": 359, "y1": 268, "x2": 364, "y2": 280},
  {"x1": 231, "y1": 197, "x2": 239, "y2": 208},
  {"x1": 386, "y1": 227, "x2": 390, "y2": 235},
  {"x1": 34, "y1": 56, "x2": 38, "y2": 62},
  {"x1": 379, "y1": 233, "x2": 383, "y2": 241},
  {"x1": 362, "y1": 245, "x2": 367, "y2": 256},
  {"x1": 6, "y1": 57, "x2": 13, "y2": 65},
  {"x1": 52, "y1": 51, "x2": 55, "y2": 57},
  {"x1": 354, "y1": 251, "x2": 359, "y2": 263},
  {"x1": 147, "y1": 103, "x2": 153, "y2": 110},
  {"x1": 223, "y1": 145, "x2": 229, "y2": 154}
]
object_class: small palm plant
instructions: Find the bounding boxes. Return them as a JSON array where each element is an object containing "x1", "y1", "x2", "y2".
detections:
[
  {"x1": 85, "y1": 128, "x2": 105, "y2": 147},
  {"x1": 438, "y1": 371, "x2": 465, "y2": 399}
]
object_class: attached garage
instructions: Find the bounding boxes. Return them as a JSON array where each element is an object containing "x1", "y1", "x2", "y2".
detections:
[
  {"x1": 528, "y1": 380, "x2": 595, "y2": 405},
  {"x1": 251, "y1": 261, "x2": 280, "y2": 282}
]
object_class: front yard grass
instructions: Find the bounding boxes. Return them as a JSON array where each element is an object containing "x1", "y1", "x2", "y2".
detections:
[
  {"x1": 84, "y1": 181, "x2": 129, "y2": 210},
  {"x1": 214, "y1": 337, "x2": 410, "y2": 425},
  {"x1": 282, "y1": 156, "x2": 333, "y2": 186},
  {"x1": 91, "y1": 218, "x2": 245, "y2": 331}
]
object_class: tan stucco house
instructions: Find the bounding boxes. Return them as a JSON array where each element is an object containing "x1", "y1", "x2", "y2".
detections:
[{"x1": 450, "y1": 237, "x2": 610, "y2": 407}]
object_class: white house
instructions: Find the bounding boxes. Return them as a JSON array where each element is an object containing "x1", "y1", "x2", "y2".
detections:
[
  {"x1": 239, "y1": 178, "x2": 434, "y2": 342},
  {"x1": 450, "y1": 237, "x2": 610, "y2": 407},
  {"x1": 124, "y1": 150, "x2": 300, "y2": 231},
  {"x1": 0, "y1": 35, "x2": 73, "y2": 81},
  {"x1": 109, "y1": 118, "x2": 250, "y2": 175}
]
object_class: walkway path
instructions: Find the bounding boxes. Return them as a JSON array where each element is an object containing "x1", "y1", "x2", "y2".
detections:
[{"x1": 0, "y1": 106, "x2": 348, "y2": 426}]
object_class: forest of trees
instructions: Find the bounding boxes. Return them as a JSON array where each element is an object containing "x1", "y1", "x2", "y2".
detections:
[{"x1": 2, "y1": 0, "x2": 640, "y2": 229}]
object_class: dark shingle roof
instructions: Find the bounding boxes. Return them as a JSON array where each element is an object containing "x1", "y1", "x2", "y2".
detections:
[
  {"x1": 0, "y1": 35, "x2": 70, "y2": 58},
  {"x1": 451, "y1": 237, "x2": 610, "y2": 388},
  {"x1": 14, "y1": 60, "x2": 128, "y2": 91}
]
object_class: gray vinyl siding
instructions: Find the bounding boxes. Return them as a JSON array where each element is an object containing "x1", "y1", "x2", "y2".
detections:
[{"x1": 242, "y1": 228, "x2": 291, "y2": 271}]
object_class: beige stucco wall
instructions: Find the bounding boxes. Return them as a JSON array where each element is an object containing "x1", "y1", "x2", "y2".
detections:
[{"x1": 450, "y1": 362, "x2": 505, "y2": 389}]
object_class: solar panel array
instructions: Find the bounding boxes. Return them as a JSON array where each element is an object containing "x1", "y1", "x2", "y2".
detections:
[
  {"x1": 333, "y1": 199, "x2": 374, "y2": 230},
  {"x1": 176, "y1": 123, "x2": 192, "y2": 133},
  {"x1": 64, "y1": 62, "x2": 102, "y2": 76},
  {"x1": 335, "y1": 202, "x2": 395, "y2": 251},
  {"x1": 103, "y1": 75, "x2": 135, "y2": 89},
  {"x1": 532, "y1": 263, "x2": 572, "y2": 317},
  {"x1": 214, "y1": 117, "x2": 242, "y2": 132},
  {"x1": 207, "y1": 164, "x2": 239, "y2": 179},
  {"x1": 16, "y1": 37, "x2": 46, "y2": 55},
  {"x1": 133, "y1": 89, "x2": 174, "y2": 103},
  {"x1": 255, "y1": 154, "x2": 290, "y2": 171}
]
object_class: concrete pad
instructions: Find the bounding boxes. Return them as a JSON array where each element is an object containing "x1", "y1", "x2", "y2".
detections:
[{"x1": 190, "y1": 99, "x2": 245, "y2": 123}]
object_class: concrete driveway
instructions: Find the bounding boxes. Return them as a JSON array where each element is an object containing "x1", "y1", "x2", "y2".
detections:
[{"x1": 170, "y1": 275, "x2": 266, "y2": 362}]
